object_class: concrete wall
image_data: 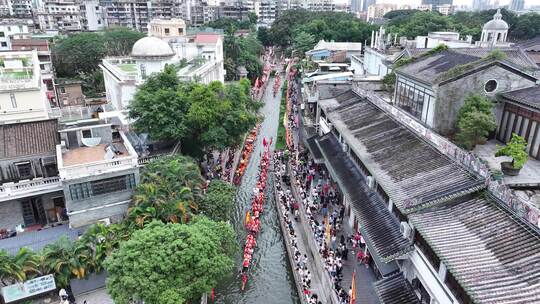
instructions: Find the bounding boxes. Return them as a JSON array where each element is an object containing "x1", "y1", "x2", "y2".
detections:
[
  {"x1": 434, "y1": 65, "x2": 537, "y2": 135},
  {"x1": 63, "y1": 168, "x2": 139, "y2": 228},
  {"x1": 0, "y1": 89, "x2": 49, "y2": 123},
  {"x1": 0, "y1": 153, "x2": 56, "y2": 183},
  {"x1": 0, "y1": 191, "x2": 63, "y2": 229}
]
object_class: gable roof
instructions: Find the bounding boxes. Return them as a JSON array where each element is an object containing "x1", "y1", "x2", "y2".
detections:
[
  {"x1": 374, "y1": 273, "x2": 421, "y2": 304},
  {"x1": 396, "y1": 48, "x2": 538, "y2": 86},
  {"x1": 319, "y1": 90, "x2": 484, "y2": 213},
  {"x1": 409, "y1": 194, "x2": 540, "y2": 304},
  {"x1": 501, "y1": 85, "x2": 540, "y2": 110},
  {"x1": 0, "y1": 119, "x2": 59, "y2": 160}
]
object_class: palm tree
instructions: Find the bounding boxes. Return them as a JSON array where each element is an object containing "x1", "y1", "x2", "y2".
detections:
[{"x1": 41, "y1": 237, "x2": 88, "y2": 287}]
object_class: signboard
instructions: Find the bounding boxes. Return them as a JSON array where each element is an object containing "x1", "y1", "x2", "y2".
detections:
[{"x1": 1, "y1": 274, "x2": 56, "y2": 303}]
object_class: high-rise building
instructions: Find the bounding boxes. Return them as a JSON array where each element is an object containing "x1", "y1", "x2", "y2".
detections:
[
  {"x1": 509, "y1": 0, "x2": 524, "y2": 11},
  {"x1": 421, "y1": 0, "x2": 452, "y2": 5},
  {"x1": 472, "y1": 0, "x2": 489, "y2": 11}
]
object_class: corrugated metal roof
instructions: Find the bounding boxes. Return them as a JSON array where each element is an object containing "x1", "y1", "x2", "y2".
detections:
[
  {"x1": 320, "y1": 91, "x2": 484, "y2": 213},
  {"x1": 0, "y1": 119, "x2": 59, "y2": 159},
  {"x1": 409, "y1": 194, "x2": 540, "y2": 304},
  {"x1": 374, "y1": 273, "x2": 420, "y2": 304}
]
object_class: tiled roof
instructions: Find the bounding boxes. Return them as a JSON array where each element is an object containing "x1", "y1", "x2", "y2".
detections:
[
  {"x1": 320, "y1": 91, "x2": 484, "y2": 213},
  {"x1": 194, "y1": 33, "x2": 220, "y2": 44},
  {"x1": 0, "y1": 119, "x2": 59, "y2": 159},
  {"x1": 305, "y1": 136, "x2": 323, "y2": 163},
  {"x1": 374, "y1": 273, "x2": 420, "y2": 304},
  {"x1": 502, "y1": 85, "x2": 540, "y2": 110},
  {"x1": 316, "y1": 132, "x2": 413, "y2": 267},
  {"x1": 396, "y1": 48, "x2": 538, "y2": 85},
  {"x1": 518, "y1": 35, "x2": 540, "y2": 51},
  {"x1": 409, "y1": 194, "x2": 540, "y2": 304}
]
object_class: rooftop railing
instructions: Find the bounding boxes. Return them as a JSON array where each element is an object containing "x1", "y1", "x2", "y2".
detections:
[{"x1": 0, "y1": 176, "x2": 62, "y2": 201}]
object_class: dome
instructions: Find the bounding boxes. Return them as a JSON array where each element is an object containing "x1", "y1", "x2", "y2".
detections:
[
  {"x1": 483, "y1": 9, "x2": 509, "y2": 31},
  {"x1": 131, "y1": 36, "x2": 174, "y2": 58}
]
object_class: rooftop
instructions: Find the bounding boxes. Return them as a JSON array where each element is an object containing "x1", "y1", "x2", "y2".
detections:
[
  {"x1": 0, "y1": 119, "x2": 59, "y2": 159},
  {"x1": 501, "y1": 85, "x2": 540, "y2": 110},
  {"x1": 316, "y1": 132, "x2": 413, "y2": 267},
  {"x1": 396, "y1": 48, "x2": 538, "y2": 85},
  {"x1": 374, "y1": 273, "x2": 420, "y2": 304},
  {"x1": 311, "y1": 40, "x2": 362, "y2": 52},
  {"x1": 62, "y1": 143, "x2": 129, "y2": 166},
  {"x1": 194, "y1": 33, "x2": 221, "y2": 44},
  {"x1": 409, "y1": 194, "x2": 540, "y2": 304},
  {"x1": 319, "y1": 90, "x2": 484, "y2": 213}
]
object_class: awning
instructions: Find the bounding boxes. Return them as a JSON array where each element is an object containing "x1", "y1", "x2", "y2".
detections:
[
  {"x1": 315, "y1": 133, "x2": 412, "y2": 275},
  {"x1": 305, "y1": 135, "x2": 324, "y2": 164},
  {"x1": 374, "y1": 273, "x2": 420, "y2": 304}
]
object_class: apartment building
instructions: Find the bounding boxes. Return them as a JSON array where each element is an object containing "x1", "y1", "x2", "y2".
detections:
[
  {"x1": 80, "y1": 0, "x2": 106, "y2": 31},
  {"x1": 36, "y1": 0, "x2": 82, "y2": 32},
  {"x1": 0, "y1": 19, "x2": 30, "y2": 50}
]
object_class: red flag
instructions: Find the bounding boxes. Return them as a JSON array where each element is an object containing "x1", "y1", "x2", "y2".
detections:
[
  {"x1": 211, "y1": 288, "x2": 215, "y2": 304},
  {"x1": 269, "y1": 137, "x2": 273, "y2": 145},
  {"x1": 263, "y1": 138, "x2": 267, "y2": 147}
]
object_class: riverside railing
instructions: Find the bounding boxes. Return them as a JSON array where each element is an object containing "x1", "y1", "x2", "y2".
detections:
[{"x1": 352, "y1": 83, "x2": 540, "y2": 228}]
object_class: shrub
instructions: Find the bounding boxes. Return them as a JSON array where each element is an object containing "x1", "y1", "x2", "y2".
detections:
[
  {"x1": 455, "y1": 95, "x2": 496, "y2": 150},
  {"x1": 495, "y1": 133, "x2": 528, "y2": 169}
]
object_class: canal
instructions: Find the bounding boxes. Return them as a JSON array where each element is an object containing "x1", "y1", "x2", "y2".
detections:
[{"x1": 215, "y1": 76, "x2": 300, "y2": 304}]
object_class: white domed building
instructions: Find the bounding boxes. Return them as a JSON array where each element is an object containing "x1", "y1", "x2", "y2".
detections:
[
  {"x1": 476, "y1": 9, "x2": 512, "y2": 48},
  {"x1": 101, "y1": 18, "x2": 225, "y2": 110}
]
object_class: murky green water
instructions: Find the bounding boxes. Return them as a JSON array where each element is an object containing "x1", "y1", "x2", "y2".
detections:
[{"x1": 215, "y1": 78, "x2": 300, "y2": 304}]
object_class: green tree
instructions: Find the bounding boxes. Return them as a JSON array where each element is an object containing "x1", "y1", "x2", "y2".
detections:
[
  {"x1": 129, "y1": 155, "x2": 204, "y2": 226},
  {"x1": 455, "y1": 95, "x2": 496, "y2": 150},
  {"x1": 103, "y1": 27, "x2": 146, "y2": 56},
  {"x1": 129, "y1": 70, "x2": 257, "y2": 156},
  {"x1": 52, "y1": 32, "x2": 106, "y2": 77},
  {"x1": 0, "y1": 248, "x2": 40, "y2": 285},
  {"x1": 293, "y1": 31, "x2": 317, "y2": 57},
  {"x1": 199, "y1": 180, "x2": 236, "y2": 222},
  {"x1": 40, "y1": 237, "x2": 90, "y2": 287},
  {"x1": 257, "y1": 27, "x2": 271, "y2": 46},
  {"x1": 104, "y1": 218, "x2": 236, "y2": 304}
]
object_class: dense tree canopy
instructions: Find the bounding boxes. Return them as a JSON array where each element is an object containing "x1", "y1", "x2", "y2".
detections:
[
  {"x1": 129, "y1": 66, "x2": 258, "y2": 156},
  {"x1": 199, "y1": 180, "x2": 236, "y2": 222},
  {"x1": 386, "y1": 9, "x2": 540, "y2": 41},
  {"x1": 223, "y1": 30, "x2": 263, "y2": 81},
  {"x1": 268, "y1": 10, "x2": 377, "y2": 48},
  {"x1": 455, "y1": 95, "x2": 496, "y2": 150},
  {"x1": 52, "y1": 28, "x2": 145, "y2": 97},
  {"x1": 104, "y1": 218, "x2": 236, "y2": 304}
]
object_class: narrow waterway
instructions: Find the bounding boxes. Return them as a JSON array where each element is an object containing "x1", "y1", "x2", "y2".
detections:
[{"x1": 215, "y1": 77, "x2": 300, "y2": 304}]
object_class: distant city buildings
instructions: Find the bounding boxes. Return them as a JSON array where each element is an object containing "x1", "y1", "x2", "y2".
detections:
[
  {"x1": 509, "y1": 0, "x2": 524, "y2": 11},
  {"x1": 367, "y1": 3, "x2": 411, "y2": 22}
]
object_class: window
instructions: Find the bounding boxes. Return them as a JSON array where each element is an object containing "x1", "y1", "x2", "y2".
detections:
[
  {"x1": 164, "y1": 28, "x2": 170, "y2": 34},
  {"x1": 16, "y1": 162, "x2": 33, "y2": 179},
  {"x1": 140, "y1": 64, "x2": 146, "y2": 79},
  {"x1": 0, "y1": 42, "x2": 6, "y2": 47},
  {"x1": 484, "y1": 79, "x2": 498, "y2": 93},
  {"x1": 69, "y1": 174, "x2": 136, "y2": 200},
  {"x1": 82, "y1": 129, "x2": 92, "y2": 138},
  {"x1": 0, "y1": 32, "x2": 4, "y2": 37},
  {"x1": 10, "y1": 93, "x2": 17, "y2": 108},
  {"x1": 178, "y1": 28, "x2": 183, "y2": 35},
  {"x1": 59, "y1": 86, "x2": 66, "y2": 93}
]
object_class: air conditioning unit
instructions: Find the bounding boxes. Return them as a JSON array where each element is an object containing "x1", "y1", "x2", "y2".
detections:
[
  {"x1": 366, "y1": 176, "x2": 375, "y2": 189},
  {"x1": 400, "y1": 221, "x2": 413, "y2": 240},
  {"x1": 97, "y1": 218, "x2": 111, "y2": 226}
]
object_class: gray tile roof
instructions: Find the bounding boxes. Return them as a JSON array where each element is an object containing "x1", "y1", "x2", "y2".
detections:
[
  {"x1": 374, "y1": 273, "x2": 420, "y2": 304},
  {"x1": 501, "y1": 85, "x2": 540, "y2": 110},
  {"x1": 409, "y1": 194, "x2": 540, "y2": 304},
  {"x1": 0, "y1": 119, "x2": 59, "y2": 159},
  {"x1": 305, "y1": 135, "x2": 323, "y2": 163},
  {"x1": 315, "y1": 132, "x2": 412, "y2": 267},
  {"x1": 396, "y1": 48, "x2": 538, "y2": 85},
  {"x1": 320, "y1": 91, "x2": 484, "y2": 213}
]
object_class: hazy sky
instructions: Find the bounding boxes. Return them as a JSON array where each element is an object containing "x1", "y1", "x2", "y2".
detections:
[{"x1": 377, "y1": 0, "x2": 538, "y2": 7}]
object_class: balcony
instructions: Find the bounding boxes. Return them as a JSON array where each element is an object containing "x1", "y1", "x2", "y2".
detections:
[
  {"x1": 0, "y1": 176, "x2": 62, "y2": 202},
  {"x1": 57, "y1": 131, "x2": 139, "y2": 180}
]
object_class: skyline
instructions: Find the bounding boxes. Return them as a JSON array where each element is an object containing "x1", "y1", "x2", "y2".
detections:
[{"x1": 376, "y1": 0, "x2": 538, "y2": 7}]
